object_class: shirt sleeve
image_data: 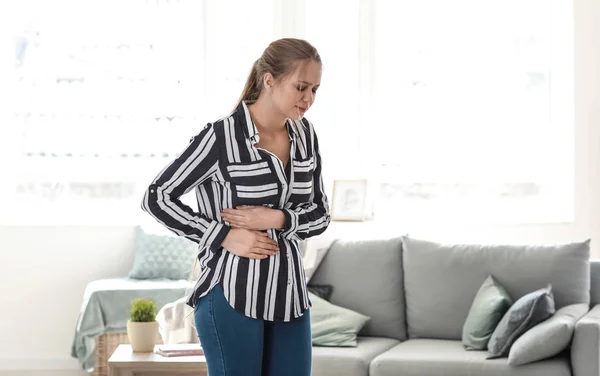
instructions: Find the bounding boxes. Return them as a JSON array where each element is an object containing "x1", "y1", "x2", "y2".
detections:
[
  {"x1": 141, "y1": 123, "x2": 230, "y2": 252},
  {"x1": 280, "y1": 123, "x2": 331, "y2": 241}
]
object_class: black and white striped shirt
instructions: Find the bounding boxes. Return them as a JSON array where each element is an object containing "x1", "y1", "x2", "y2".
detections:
[{"x1": 141, "y1": 101, "x2": 331, "y2": 322}]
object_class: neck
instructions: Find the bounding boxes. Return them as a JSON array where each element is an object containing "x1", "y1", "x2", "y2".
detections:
[{"x1": 247, "y1": 96, "x2": 287, "y2": 134}]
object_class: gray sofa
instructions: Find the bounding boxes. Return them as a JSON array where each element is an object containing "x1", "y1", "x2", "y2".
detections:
[{"x1": 309, "y1": 236, "x2": 599, "y2": 376}]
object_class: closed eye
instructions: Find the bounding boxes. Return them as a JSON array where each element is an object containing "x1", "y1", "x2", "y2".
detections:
[{"x1": 296, "y1": 86, "x2": 319, "y2": 94}]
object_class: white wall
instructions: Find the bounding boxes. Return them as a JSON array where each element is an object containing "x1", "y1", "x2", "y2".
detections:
[
  {"x1": 0, "y1": 226, "x2": 135, "y2": 373},
  {"x1": 1, "y1": 0, "x2": 599, "y2": 373}
]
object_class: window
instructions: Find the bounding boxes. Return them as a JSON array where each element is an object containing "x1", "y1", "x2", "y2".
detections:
[
  {"x1": 203, "y1": 0, "x2": 275, "y2": 120},
  {"x1": 4, "y1": 0, "x2": 274, "y2": 224},
  {"x1": 3, "y1": 0, "x2": 575, "y2": 226},
  {"x1": 304, "y1": 0, "x2": 361, "y2": 168},
  {"x1": 368, "y1": 0, "x2": 573, "y2": 224},
  {"x1": 303, "y1": 0, "x2": 574, "y2": 225}
]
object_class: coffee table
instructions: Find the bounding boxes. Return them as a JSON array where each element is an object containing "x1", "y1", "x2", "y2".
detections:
[{"x1": 108, "y1": 344, "x2": 208, "y2": 376}]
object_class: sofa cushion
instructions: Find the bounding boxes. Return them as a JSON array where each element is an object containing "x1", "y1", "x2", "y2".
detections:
[
  {"x1": 310, "y1": 292, "x2": 371, "y2": 347},
  {"x1": 509, "y1": 303, "x2": 589, "y2": 365},
  {"x1": 487, "y1": 284, "x2": 556, "y2": 358},
  {"x1": 312, "y1": 337, "x2": 399, "y2": 376},
  {"x1": 369, "y1": 339, "x2": 571, "y2": 376},
  {"x1": 462, "y1": 275, "x2": 512, "y2": 350},
  {"x1": 310, "y1": 237, "x2": 406, "y2": 340},
  {"x1": 402, "y1": 236, "x2": 590, "y2": 340}
]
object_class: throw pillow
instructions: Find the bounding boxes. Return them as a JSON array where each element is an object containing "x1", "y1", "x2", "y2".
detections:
[
  {"x1": 462, "y1": 275, "x2": 512, "y2": 350},
  {"x1": 128, "y1": 226, "x2": 198, "y2": 280},
  {"x1": 487, "y1": 285, "x2": 555, "y2": 359},
  {"x1": 310, "y1": 292, "x2": 370, "y2": 347},
  {"x1": 508, "y1": 303, "x2": 589, "y2": 365},
  {"x1": 308, "y1": 284, "x2": 334, "y2": 301}
]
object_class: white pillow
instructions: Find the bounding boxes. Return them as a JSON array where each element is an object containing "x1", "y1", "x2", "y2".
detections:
[{"x1": 508, "y1": 303, "x2": 589, "y2": 365}]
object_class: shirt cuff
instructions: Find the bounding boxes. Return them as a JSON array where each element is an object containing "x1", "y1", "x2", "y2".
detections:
[
  {"x1": 281, "y1": 208, "x2": 299, "y2": 237},
  {"x1": 201, "y1": 221, "x2": 231, "y2": 252}
]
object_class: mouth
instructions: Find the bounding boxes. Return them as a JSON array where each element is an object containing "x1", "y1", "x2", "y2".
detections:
[{"x1": 296, "y1": 106, "x2": 308, "y2": 113}]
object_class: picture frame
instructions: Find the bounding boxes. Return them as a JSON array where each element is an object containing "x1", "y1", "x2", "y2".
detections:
[{"x1": 330, "y1": 179, "x2": 369, "y2": 221}]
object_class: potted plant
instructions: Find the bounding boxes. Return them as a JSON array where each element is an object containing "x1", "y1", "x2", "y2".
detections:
[{"x1": 127, "y1": 298, "x2": 159, "y2": 352}]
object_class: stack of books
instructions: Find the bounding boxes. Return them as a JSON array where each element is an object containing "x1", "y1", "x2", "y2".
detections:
[{"x1": 155, "y1": 344, "x2": 204, "y2": 357}]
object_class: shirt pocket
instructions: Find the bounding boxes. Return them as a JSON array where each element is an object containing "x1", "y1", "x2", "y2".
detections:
[
  {"x1": 291, "y1": 157, "x2": 314, "y2": 200},
  {"x1": 225, "y1": 160, "x2": 280, "y2": 207}
]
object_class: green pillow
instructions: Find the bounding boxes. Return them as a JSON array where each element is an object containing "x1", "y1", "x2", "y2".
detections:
[
  {"x1": 309, "y1": 292, "x2": 370, "y2": 347},
  {"x1": 128, "y1": 226, "x2": 197, "y2": 280},
  {"x1": 462, "y1": 275, "x2": 512, "y2": 350}
]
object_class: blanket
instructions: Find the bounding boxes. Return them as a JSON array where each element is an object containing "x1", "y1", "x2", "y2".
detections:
[{"x1": 70, "y1": 277, "x2": 190, "y2": 370}]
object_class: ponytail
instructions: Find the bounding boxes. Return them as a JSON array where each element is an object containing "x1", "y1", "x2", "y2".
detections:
[{"x1": 234, "y1": 59, "x2": 262, "y2": 110}]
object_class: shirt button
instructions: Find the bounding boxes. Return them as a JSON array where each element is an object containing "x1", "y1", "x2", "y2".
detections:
[{"x1": 288, "y1": 280, "x2": 292, "y2": 285}]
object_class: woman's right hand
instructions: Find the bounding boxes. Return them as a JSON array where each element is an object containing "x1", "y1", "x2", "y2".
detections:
[{"x1": 221, "y1": 228, "x2": 279, "y2": 259}]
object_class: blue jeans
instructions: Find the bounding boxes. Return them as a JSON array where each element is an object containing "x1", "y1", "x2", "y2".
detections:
[{"x1": 194, "y1": 283, "x2": 312, "y2": 376}]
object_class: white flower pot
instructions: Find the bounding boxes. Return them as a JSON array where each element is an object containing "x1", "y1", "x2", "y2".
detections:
[{"x1": 127, "y1": 320, "x2": 159, "y2": 352}]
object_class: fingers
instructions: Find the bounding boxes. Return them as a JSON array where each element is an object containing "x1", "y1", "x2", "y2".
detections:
[
  {"x1": 247, "y1": 252, "x2": 269, "y2": 260},
  {"x1": 221, "y1": 213, "x2": 246, "y2": 228},
  {"x1": 256, "y1": 243, "x2": 279, "y2": 254},
  {"x1": 221, "y1": 210, "x2": 244, "y2": 221},
  {"x1": 256, "y1": 236, "x2": 278, "y2": 248},
  {"x1": 225, "y1": 220, "x2": 246, "y2": 229},
  {"x1": 254, "y1": 233, "x2": 279, "y2": 254},
  {"x1": 253, "y1": 246, "x2": 278, "y2": 256}
]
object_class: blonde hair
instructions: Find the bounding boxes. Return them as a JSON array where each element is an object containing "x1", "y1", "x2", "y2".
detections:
[{"x1": 235, "y1": 38, "x2": 321, "y2": 110}]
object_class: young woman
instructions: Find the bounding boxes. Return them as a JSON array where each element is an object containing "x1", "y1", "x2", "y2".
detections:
[{"x1": 141, "y1": 38, "x2": 330, "y2": 376}]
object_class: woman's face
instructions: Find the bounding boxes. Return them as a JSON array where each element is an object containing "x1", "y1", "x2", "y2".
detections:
[{"x1": 270, "y1": 60, "x2": 322, "y2": 120}]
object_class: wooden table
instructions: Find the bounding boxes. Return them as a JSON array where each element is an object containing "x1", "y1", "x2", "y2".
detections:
[{"x1": 108, "y1": 344, "x2": 208, "y2": 376}]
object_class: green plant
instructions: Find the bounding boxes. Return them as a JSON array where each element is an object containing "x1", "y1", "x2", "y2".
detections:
[{"x1": 130, "y1": 298, "x2": 157, "y2": 322}]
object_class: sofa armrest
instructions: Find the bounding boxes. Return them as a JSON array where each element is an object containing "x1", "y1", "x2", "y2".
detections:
[{"x1": 572, "y1": 304, "x2": 600, "y2": 376}]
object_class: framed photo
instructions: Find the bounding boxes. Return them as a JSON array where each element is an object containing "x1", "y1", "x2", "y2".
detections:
[{"x1": 330, "y1": 179, "x2": 369, "y2": 221}]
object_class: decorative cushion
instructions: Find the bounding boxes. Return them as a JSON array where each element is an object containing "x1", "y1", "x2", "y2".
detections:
[
  {"x1": 462, "y1": 275, "x2": 512, "y2": 350},
  {"x1": 310, "y1": 292, "x2": 370, "y2": 347},
  {"x1": 128, "y1": 226, "x2": 197, "y2": 280},
  {"x1": 487, "y1": 285, "x2": 555, "y2": 359},
  {"x1": 308, "y1": 284, "x2": 334, "y2": 301},
  {"x1": 508, "y1": 303, "x2": 589, "y2": 365}
]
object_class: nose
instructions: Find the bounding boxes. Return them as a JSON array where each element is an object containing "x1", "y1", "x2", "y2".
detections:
[{"x1": 303, "y1": 90, "x2": 314, "y2": 106}]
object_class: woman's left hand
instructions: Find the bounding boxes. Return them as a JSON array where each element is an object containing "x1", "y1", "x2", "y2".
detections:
[{"x1": 221, "y1": 206, "x2": 285, "y2": 231}]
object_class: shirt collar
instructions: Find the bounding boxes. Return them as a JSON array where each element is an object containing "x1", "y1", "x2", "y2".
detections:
[{"x1": 238, "y1": 100, "x2": 299, "y2": 144}]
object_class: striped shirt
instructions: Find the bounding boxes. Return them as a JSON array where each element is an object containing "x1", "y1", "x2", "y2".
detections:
[{"x1": 141, "y1": 101, "x2": 331, "y2": 322}]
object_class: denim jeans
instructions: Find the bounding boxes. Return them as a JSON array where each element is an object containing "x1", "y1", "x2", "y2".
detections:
[{"x1": 194, "y1": 283, "x2": 312, "y2": 376}]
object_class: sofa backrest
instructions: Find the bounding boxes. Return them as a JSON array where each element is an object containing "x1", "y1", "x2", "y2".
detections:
[
  {"x1": 309, "y1": 237, "x2": 407, "y2": 341},
  {"x1": 402, "y1": 236, "x2": 591, "y2": 341},
  {"x1": 591, "y1": 260, "x2": 600, "y2": 306}
]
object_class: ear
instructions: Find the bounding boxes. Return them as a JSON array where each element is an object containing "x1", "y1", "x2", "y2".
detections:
[{"x1": 263, "y1": 72, "x2": 274, "y2": 92}]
